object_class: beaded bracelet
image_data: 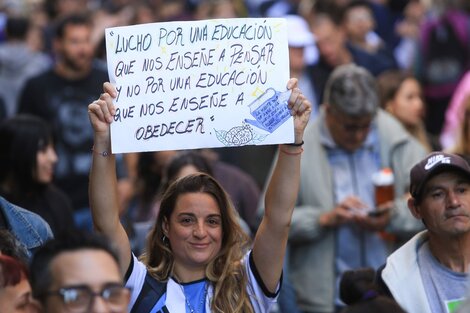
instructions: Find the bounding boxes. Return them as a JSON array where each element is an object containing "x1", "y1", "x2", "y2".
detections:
[
  {"x1": 91, "y1": 146, "x2": 110, "y2": 157},
  {"x1": 285, "y1": 140, "x2": 304, "y2": 147}
]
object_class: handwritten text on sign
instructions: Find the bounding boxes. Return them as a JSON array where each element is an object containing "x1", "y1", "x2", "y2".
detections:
[{"x1": 105, "y1": 18, "x2": 291, "y2": 153}]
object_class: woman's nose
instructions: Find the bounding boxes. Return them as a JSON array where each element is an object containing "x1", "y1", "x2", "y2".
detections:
[
  {"x1": 47, "y1": 146, "x2": 58, "y2": 163},
  {"x1": 193, "y1": 222, "x2": 207, "y2": 238}
]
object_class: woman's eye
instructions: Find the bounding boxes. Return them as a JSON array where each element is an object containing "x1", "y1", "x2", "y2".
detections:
[
  {"x1": 180, "y1": 217, "x2": 193, "y2": 224},
  {"x1": 207, "y1": 218, "x2": 220, "y2": 226}
]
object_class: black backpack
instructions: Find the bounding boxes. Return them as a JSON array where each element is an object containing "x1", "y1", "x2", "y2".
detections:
[{"x1": 419, "y1": 10, "x2": 470, "y2": 99}]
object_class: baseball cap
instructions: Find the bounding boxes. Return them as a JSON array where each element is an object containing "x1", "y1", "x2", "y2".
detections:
[
  {"x1": 410, "y1": 152, "x2": 470, "y2": 200},
  {"x1": 286, "y1": 14, "x2": 315, "y2": 48}
]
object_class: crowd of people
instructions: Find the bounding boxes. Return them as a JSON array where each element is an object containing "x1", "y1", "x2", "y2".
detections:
[{"x1": 0, "y1": 0, "x2": 470, "y2": 312}]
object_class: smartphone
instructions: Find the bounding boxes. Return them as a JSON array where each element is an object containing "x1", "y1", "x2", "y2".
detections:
[{"x1": 368, "y1": 208, "x2": 390, "y2": 217}]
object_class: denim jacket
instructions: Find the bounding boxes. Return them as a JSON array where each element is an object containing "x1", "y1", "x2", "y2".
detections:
[{"x1": 0, "y1": 196, "x2": 53, "y2": 259}]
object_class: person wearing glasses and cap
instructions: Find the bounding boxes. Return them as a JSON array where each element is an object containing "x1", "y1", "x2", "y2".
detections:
[
  {"x1": 29, "y1": 231, "x2": 131, "y2": 313},
  {"x1": 379, "y1": 152, "x2": 470, "y2": 313}
]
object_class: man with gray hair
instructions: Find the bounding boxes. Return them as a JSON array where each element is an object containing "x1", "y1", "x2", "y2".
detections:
[{"x1": 281, "y1": 64, "x2": 426, "y2": 313}]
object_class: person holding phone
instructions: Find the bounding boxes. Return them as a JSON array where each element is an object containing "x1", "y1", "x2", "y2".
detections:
[{"x1": 259, "y1": 64, "x2": 427, "y2": 313}]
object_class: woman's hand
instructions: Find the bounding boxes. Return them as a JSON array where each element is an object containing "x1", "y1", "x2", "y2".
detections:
[
  {"x1": 286, "y1": 78, "x2": 312, "y2": 143},
  {"x1": 88, "y1": 82, "x2": 117, "y2": 138}
]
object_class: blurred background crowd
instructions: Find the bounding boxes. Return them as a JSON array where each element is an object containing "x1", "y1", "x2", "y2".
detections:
[{"x1": 0, "y1": 0, "x2": 469, "y2": 312}]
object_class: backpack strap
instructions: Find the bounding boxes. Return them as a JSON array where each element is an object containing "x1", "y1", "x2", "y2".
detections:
[
  {"x1": 421, "y1": 10, "x2": 469, "y2": 54},
  {"x1": 131, "y1": 273, "x2": 167, "y2": 313},
  {"x1": 444, "y1": 10, "x2": 469, "y2": 48}
]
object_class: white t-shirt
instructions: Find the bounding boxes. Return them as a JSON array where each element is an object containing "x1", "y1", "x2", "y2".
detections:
[{"x1": 126, "y1": 251, "x2": 280, "y2": 313}]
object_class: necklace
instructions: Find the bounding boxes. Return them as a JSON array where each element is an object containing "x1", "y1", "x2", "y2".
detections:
[{"x1": 179, "y1": 280, "x2": 209, "y2": 313}]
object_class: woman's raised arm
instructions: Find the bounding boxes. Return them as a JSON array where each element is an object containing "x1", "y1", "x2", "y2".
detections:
[
  {"x1": 252, "y1": 78, "x2": 311, "y2": 293},
  {"x1": 88, "y1": 82, "x2": 131, "y2": 275}
]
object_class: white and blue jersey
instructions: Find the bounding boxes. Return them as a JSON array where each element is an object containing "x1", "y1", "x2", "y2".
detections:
[{"x1": 125, "y1": 250, "x2": 281, "y2": 313}]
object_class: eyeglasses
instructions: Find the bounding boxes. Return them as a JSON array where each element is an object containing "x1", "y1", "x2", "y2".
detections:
[
  {"x1": 341, "y1": 122, "x2": 371, "y2": 133},
  {"x1": 347, "y1": 12, "x2": 373, "y2": 23},
  {"x1": 43, "y1": 283, "x2": 131, "y2": 312},
  {"x1": 328, "y1": 107, "x2": 373, "y2": 133}
]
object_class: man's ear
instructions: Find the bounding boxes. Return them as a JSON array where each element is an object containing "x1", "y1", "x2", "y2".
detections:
[
  {"x1": 325, "y1": 104, "x2": 334, "y2": 124},
  {"x1": 324, "y1": 103, "x2": 331, "y2": 113},
  {"x1": 407, "y1": 197, "x2": 422, "y2": 219}
]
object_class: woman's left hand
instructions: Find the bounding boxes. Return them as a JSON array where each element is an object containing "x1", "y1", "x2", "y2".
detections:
[{"x1": 286, "y1": 78, "x2": 312, "y2": 143}]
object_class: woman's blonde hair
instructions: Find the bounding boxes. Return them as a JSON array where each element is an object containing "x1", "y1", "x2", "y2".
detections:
[{"x1": 141, "y1": 173, "x2": 254, "y2": 313}]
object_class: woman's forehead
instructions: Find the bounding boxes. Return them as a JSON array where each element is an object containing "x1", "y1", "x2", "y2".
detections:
[{"x1": 172, "y1": 192, "x2": 221, "y2": 215}]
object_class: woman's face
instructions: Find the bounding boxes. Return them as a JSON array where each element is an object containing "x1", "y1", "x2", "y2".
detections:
[
  {"x1": 164, "y1": 192, "x2": 223, "y2": 280},
  {"x1": 388, "y1": 78, "x2": 424, "y2": 127},
  {"x1": 36, "y1": 144, "x2": 58, "y2": 184},
  {"x1": 0, "y1": 278, "x2": 38, "y2": 313}
]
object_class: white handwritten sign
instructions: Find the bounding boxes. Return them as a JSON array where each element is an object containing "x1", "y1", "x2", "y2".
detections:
[{"x1": 105, "y1": 18, "x2": 292, "y2": 153}]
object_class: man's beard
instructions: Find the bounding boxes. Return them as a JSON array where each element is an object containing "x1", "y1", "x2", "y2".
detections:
[{"x1": 62, "y1": 53, "x2": 92, "y2": 72}]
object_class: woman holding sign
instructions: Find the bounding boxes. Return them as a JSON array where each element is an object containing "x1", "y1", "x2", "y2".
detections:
[{"x1": 88, "y1": 79, "x2": 311, "y2": 313}]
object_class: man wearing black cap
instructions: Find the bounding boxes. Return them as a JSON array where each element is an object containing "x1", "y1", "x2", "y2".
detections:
[{"x1": 380, "y1": 152, "x2": 470, "y2": 313}]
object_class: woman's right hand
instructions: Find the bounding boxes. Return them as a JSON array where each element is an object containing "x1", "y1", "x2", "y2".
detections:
[{"x1": 88, "y1": 82, "x2": 117, "y2": 137}]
